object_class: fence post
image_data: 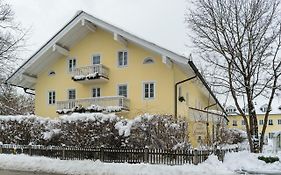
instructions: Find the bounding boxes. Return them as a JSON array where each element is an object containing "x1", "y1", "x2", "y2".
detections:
[
  {"x1": 144, "y1": 147, "x2": 149, "y2": 163},
  {"x1": 193, "y1": 149, "x2": 199, "y2": 165},
  {"x1": 100, "y1": 147, "x2": 104, "y2": 162},
  {"x1": 235, "y1": 147, "x2": 239, "y2": 152},
  {"x1": 62, "y1": 146, "x2": 66, "y2": 160},
  {"x1": 215, "y1": 149, "x2": 223, "y2": 161},
  {"x1": 28, "y1": 145, "x2": 32, "y2": 156}
]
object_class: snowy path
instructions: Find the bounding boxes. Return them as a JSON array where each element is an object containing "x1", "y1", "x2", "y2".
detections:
[
  {"x1": 0, "y1": 151, "x2": 280, "y2": 175},
  {"x1": 0, "y1": 169, "x2": 61, "y2": 175}
]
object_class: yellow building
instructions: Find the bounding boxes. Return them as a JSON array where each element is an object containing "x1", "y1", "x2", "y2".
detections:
[
  {"x1": 226, "y1": 103, "x2": 281, "y2": 139},
  {"x1": 6, "y1": 11, "x2": 227, "y2": 147}
]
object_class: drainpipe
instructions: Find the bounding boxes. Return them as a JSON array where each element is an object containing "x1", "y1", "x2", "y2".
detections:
[{"x1": 175, "y1": 75, "x2": 197, "y2": 119}]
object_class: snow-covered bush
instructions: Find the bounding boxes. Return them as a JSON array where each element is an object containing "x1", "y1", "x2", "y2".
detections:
[
  {"x1": 58, "y1": 113, "x2": 121, "y2": 147},
  {"x1": 217, "y1": 128, "x2": 246, "y2": 145},
  {"x1": 0, "y1": 113, "x2": 190, "y2": 149},
  {"x1": 115, "y1": 114, "x2": 189, "y2": 149},
  {"x1": 0, "y1": 115, "x2": 54, "y2": 145}
]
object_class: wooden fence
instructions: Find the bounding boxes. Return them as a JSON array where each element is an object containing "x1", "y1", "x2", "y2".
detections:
[{"x1": 0, "y1": 144, "x2": 240, "y2": 165}]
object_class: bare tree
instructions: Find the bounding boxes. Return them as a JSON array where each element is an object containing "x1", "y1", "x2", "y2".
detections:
[
  {"x1": 0, "y1": 0, "x2": 25, "y2": 75},
  {"x1": 187, "y1": 0, "x2": 281, "y2": 152}
]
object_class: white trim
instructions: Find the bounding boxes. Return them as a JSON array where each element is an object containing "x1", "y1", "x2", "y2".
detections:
[
  {"x1": 117, "y1": 83, "x2": 129, "y2": 98},
  {"x1": 22, "y1": 74, "x2": 37, "y2": 84},
  {"x1": 52, "y1": 44, "x2": 69, "y2": 56},
  {"x1": 142, "y1": 81, "x2": 156, "y2": 100},
  {"x1": 117, "y1": 50, "x2": 128, "y2": 68},
  {"x1": 81, "y1": 19, "x2": 97, "y2": 32},
  {"x1": 162, "y1": 56, "x2": 172, "y2": 68},
  {"x1": 114, "y1": 33, "x2": 128, "y2": 47}
]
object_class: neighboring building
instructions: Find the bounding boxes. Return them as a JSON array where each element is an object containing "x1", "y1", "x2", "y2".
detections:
[
  {"x1": 226, "y1": 98, "x2": 281, "y2": 140},
  {"x1": 6, "y1": 11, "x2": 227, "y2": 147}
]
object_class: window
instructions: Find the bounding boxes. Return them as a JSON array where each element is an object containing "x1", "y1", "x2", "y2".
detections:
[
  {"x1": 143, "y1": 82, "x2": 155, "y2": 99},
  {"x1": 260, "y1": 104, "x2": 271, "y2": 112},
  {"x1": 269, "y1": 132, "x2": 274, "y2": 139},
  {"x1": 241, "y1": 120, "x2": 245, "y2": 125},
  {"x1": 68, "y1": 59, "x2": 76, "y2": 72},
  {"x1": 68, "y1": 89, "x2": 76, "y2": 100},
  {"x1": 232, "y1": 120, "x2": 237, "y2": 126},
  {"x1": 143, "y1": 57, "x2": 154, "y2": 64},
  {"x1": 48, "y1": 70, "x2": 55, "y2": 76},
  {"x1": 118, "y1": 84, "x2": 127, "y2": 97},
  {"x1": 226, "y1": 106, "x2": 236, "y2": 114},
  {"x1": 118, "y1": 51, "x2": 128, "y2": 67},
  {"x1": 48, "y1": 91, "x2": 56, "y2": 104},
  {"x1": 278, "y1": 119, "x2": 281, "y2": 125},
  {"x1": 259, "y1": 120, "x2": 264, "y2": 125},
  {"x1": 92, "y1": 88, "x2": 101, "y2": 98},
  {"x1": 268, "y1": 119, "x2": 273, "y2": 125},
  {"x1": 92, "y1": 54, "x2": 101, "y2": 65}
]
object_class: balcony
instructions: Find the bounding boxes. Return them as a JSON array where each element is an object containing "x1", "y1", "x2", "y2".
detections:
[
  {"x1": 56, "y1": 96, "x2": 130, "y2": 114},
  {"x1": 71, "y1": 64, "x2": 109, "y2": 83}
]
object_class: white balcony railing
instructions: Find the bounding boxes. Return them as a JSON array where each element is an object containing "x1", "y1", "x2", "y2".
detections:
[
  {"x1": 72, "y1": 64, "x2": 109, "y2": 81},
  {"x1": 56, "y1": 96, "x2": 129, "y2": 111}
]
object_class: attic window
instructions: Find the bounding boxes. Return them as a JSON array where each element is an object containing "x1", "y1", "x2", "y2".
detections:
[
  {"x1": 143, "y1": 57, "x2": 154, "y2": 64},
  {"x1": 226, "y1": 106, "x2": 236, "y2": 113},
  {"x1": 48, "y1": 71, "x2": 56, "y2": 76},
  {"x1": 260, "y1": 104, "x2": 271, "y2": 113},
  {"x1": 242, "y1": 107, "x2": 248, "y2": 113}
]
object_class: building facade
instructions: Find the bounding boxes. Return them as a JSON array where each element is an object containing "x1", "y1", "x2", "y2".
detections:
[{"x1": 6, "y1": 11, "x2": 227, "y2": 147}]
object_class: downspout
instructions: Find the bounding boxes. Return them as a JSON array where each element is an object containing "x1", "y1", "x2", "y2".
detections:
[{"x1": 175, "y1": 75, "x2": 197, "y2": 119}]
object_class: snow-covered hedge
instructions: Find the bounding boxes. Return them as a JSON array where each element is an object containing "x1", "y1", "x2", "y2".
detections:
[{"x1": 0, "y1": 113, "x2": 189, "y2": 149}]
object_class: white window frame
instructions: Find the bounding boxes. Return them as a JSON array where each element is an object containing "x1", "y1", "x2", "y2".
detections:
[
  {"x1": 259, "y1": 120, "x2": 264, "y2": 125},
  {"x1": 117, "y1": 50, "x2": 128, "y2": 67},
  {"x1": 232, "y1": 120, "x2": 237, "y2": 126},
  {"x1": 143, "y1": 81, "x2": 156, "y2": 100},
  {"x1": 67, "y1": 58, "x2": 77, "y2": 72},
  {"x1": 92, "y1": 87, "x2": 101, "y2": 98},
  {"x1": 92, "y1": 54, "x2": 101, "y2": 65},
  {"x1": 68, "y1": 89, "x2": 76, "y2": 100},
  {"x1": 241, "y1": 120, "x2": 245, "y2": 125},
  {"x1": 47, "y1": 90, "x2": 56, "y2": 105},
  {"x1": 117, "y1": 83, "x2": 128, "y2": 98},
  {"x1": 278, "y1": 119, "x2": 281, "y2": 125}
]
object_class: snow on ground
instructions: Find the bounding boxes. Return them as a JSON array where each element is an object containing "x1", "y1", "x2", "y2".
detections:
[{"x1": 0, "y1": 151, "x2": 281, "y2": 175}]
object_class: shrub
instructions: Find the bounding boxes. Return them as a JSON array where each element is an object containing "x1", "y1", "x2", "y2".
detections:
[{"x1": 258, "y1": 156, "x2": 279, "y2": 163}]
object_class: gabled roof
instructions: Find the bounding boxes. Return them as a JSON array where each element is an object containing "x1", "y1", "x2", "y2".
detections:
[{"x1": 6, "y1": 10, "x2": 226, "y2": 115}]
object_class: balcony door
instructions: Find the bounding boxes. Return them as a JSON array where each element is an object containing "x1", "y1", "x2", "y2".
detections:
[{"x1": 68, "y1": 89, "x2": 76, "y2": 108}]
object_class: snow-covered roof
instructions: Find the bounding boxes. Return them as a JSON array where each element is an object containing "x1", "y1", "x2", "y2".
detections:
[{"x1": 225, "y1": 95, "x2": 281, "y2": 115}]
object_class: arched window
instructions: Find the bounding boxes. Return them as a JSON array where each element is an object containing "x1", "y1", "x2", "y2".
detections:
[
  {"x1": 48, "y1": 70, "x2": 56, "y2": 76},
  {"x1": 143, "y1": 57, "x2": 154, "y2": 64}
]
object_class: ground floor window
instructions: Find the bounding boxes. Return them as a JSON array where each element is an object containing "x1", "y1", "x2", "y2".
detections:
[
  {"x1": 259, "y1": 120, "x2": 264, "y2": 125},
  {"x1": 232, "y1": 120, "x2": 237, "y2": 126},
  {"x1": 118, "y1": 84, "x2": 128, "y2": 97},
  {"x1": 68, "y1": 89, "x2": 76, "y2": 100},
  {"x1": 278, "y1": 119, "x2": 281, "y2": 125},
  {"x1": 92, "y1": 88, "x2": 101, "y2": 97},
  {"x1": 268, "y1": 119, "x2": 273, "y2": 125}
]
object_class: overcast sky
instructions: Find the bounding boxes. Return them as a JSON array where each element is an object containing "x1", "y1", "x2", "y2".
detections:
[{"x1": 8, "y1": 0, "x2": 191, "y2": 62}]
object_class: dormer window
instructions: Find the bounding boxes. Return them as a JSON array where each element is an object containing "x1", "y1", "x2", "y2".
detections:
[
  {"x1": 143, "y1": 57, "x2": 154, "y2": 64},
  {"x1": 242, "y1": 107, "x2": 249, "y2": 113},
  {"x1": 260, "y1": 104, "x2": 271, "y2": 113},
  {"x1": 226, "y1": 106, "x2": 236, "y2": 114}
]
